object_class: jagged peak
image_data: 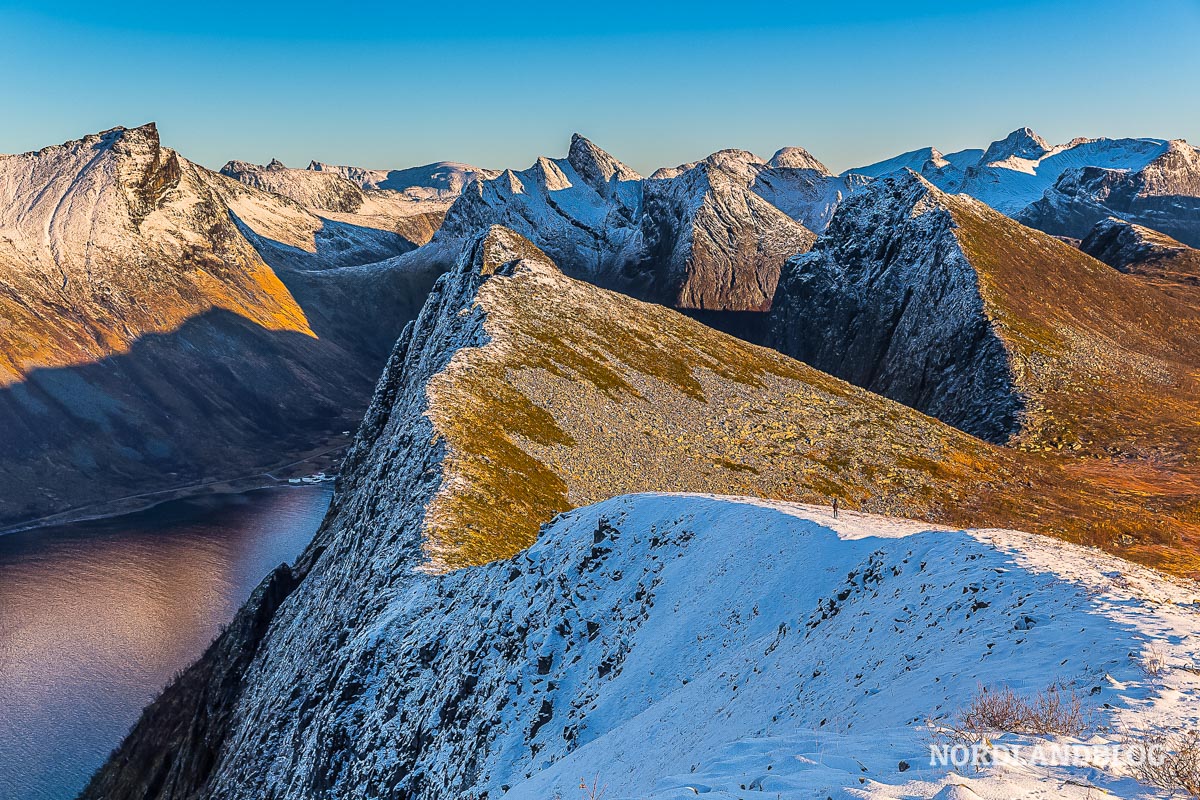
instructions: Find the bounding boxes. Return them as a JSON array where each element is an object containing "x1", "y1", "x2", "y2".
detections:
[
  {"x1": 531, "y1": 156, "x2": 573, "y2": 191},
  {"x1": 981, "y1": 127, "x2": 1051, "y2": 163},
  {"x1": 219, "y1": 159, "x2": 256, "y2": 176},
  {"x1": 768, "y1": 146, "x2": 830, "y2": 174},
  {"x1": 566, "y1": 133, "x2": 642, "y2": 186},
  {"x1": 266, "y1": 158, "x2": 287, "y2": 170}
]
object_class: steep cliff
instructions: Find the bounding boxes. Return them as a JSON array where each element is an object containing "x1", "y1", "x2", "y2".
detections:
[{"x1": 767, "y1": 170, "x2": 1200, "y2": 465}]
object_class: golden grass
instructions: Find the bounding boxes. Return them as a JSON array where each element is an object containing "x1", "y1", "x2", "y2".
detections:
[{"x1": 419, "y1": 235, "x2": 1200, "y2": 576}]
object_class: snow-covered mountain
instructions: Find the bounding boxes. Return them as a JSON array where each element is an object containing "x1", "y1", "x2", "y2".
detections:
[
  {"x1": 844, "y1": 128, "x2": 1199, "y2": 243},
  {"x1": 434, "y1": 135, "x2": 817, "y2": 311},
  {"x1": 1080, "y1": 216, "x2": 1200, "y2": 284},
  {"x1": 84, "y1": 490, "x2": 1200, "y2": 800},
  {"x1": 1017, "y1": 139, "x2": 1200, "y2": 247},
  {"x1": 308, "y1": 159, "x2": 499, "y2": 200},
  {"x1": 0, "y1": 124, "x2": 442, "y2": 528},
  {"x1": 765, "y1": 169, "x2": 1200, "y2": 466}
]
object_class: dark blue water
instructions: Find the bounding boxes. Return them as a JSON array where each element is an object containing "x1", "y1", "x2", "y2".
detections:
[{"x1": 0, "y1": 486, "x2": 332, "y2": 800}]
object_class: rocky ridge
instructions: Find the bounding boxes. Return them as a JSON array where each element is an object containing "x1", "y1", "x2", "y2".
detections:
[{"x1": 1080, "y1": 216, "x2": 1200, "y2": 286}]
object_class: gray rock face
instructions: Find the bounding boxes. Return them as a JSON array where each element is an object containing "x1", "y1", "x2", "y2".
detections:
[
  {"x1": 1080, "y1": 216, "x2": 1200, "y2": 283},
  {"x1": 765, "y1": 170, "x2": 1024, "y2": 444},
  {"x1": 1017, "y1": 141, "x2": 1200, "y2": 247},
  {"x1": 979, "y1": 126, "x2": 1051, "y2": 163},
  {"x1": 436, "y1": 135, "x2": 816, "y2": 311}
]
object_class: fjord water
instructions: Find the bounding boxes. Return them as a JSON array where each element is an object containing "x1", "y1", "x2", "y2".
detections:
[{"x1": 0, "y1": 486, "x2": 332, "y2": 800}]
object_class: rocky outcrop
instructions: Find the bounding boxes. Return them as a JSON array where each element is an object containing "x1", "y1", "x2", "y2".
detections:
[
  {"x1": 979, "y1": 126, "x2": 1051, "y2": 163},
  {"x1": 435, "y1": 135, "x2": 817, "y2": 311},
  {"x1": 1016, "y1": 140, "x2": 1200, "y2": 246},
  {"x1": 637, "y1": 153, "x2": 816, "y2": 311},
  {"x1": 1080, "y1": 216, "x2": 1200, "y2": 284},
  {"x1": 0, "y1": 124, "x2": 443, "y2": 528}
]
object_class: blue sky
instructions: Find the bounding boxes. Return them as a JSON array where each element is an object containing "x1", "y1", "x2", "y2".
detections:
[{"x1": 1, "y1": 0, "x2": 1197, "y2": 174}]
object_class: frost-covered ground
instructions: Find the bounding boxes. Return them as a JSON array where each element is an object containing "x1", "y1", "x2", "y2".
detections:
[{"x1": 477, "y1": 494, "x2": 1200, "y2": 800}]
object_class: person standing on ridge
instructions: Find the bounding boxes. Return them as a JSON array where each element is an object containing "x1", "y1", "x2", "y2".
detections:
[{"x1": 832, "y1": 497, "x2": 839, "y2": 519}]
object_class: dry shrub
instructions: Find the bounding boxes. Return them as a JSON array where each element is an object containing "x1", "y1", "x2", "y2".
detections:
[
  {"x1": 1136, "y1": 643, "x2": 1170, "y2": 682},
  {"x1": 1126, "y1": 729, "x2": 1200, "y2": 798},
  {"x1": 943, "y1": 683, "x2": 1088, "y2": 743},
  {"x1": 579, "y1": 776, "x2": 607, "y2": 800}
]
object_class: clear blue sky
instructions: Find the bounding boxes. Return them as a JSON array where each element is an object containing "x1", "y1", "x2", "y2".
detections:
[{"x1": 1, "y1": 0, "x2": 1197, "y2": 175}]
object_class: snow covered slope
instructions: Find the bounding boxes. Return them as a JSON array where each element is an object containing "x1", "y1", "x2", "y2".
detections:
[
  {"x1": 308, "y1": 159, "x2": 498, "y2": 199},
  {"x1": 0, "y1": 124, "x2": 444, "y2": 527},
  {"x1": 845, "y1": 128, "x2": 1186, "y2": 223},
  {"x1": 86, "y1": 491, "x2": 1200, "y2": 800},
  {"x1": 655, "y1": 147, "x2": 866, "y2": 234}
]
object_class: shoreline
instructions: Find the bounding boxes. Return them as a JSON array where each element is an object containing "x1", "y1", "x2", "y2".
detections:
[{"x1": 0, "y1": 441, "x2": 349, "y2": 538}]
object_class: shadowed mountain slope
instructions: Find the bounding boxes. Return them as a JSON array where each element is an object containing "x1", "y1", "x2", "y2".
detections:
[
  {"x1": 0, "y1": 124, "x2": 444, "y2": 527},
  {"x1": 1080, "y1": 216, "x2": 1200, "y2": 288}
]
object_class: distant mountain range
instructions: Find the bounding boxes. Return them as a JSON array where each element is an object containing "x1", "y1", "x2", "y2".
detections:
[{"x1": 2, "y1": 122, "x2": 1198, "y2": 533}]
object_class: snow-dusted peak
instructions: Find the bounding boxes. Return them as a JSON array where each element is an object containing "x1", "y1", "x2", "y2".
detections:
[
  {"x1": 566, "y1": 132, "x2": 642, "y2": 187},
  {"x1": 980, "y1": 126, "x2": 1051, "y2": 163},
  {"x1": 265, "y1": 158, "x2": 287, "y2": 170},
  {"x1": 768, "y1": 145, "x2": 830, "y2": 174}
]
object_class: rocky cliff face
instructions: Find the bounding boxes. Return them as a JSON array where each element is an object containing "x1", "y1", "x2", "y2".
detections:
[
  {"x1": 83, "y1": 228, "x2": 1200, "y2": 800},
  {"x1": 435, "y1": 136, "x2": 817, "y2": 312},
  {"x1": 1080, "y1": 216, "x2": 1200, "y2": 285},
  {"x1": 766, "y1": 171, "x2": 1025, "y2": 443},
  {"x1": 1017, "y1": 140, "x2": 1200, "y2": 247},
  {"x1": 0, "y1": 124, "x2": 444, "y2": 528},
  {"x1": 766, "y1": 169, "x2": 1200, "y2": 463}
]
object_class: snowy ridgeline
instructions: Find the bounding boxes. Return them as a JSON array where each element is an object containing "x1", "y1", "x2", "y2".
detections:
[{"x1": 223, "y1": 493, "x2": 1200, "y2": 800}]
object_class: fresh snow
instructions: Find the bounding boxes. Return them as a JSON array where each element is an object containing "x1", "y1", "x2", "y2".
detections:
[
  {"x1": 260, "y1": 492, "x2": 1199, "y2": 800},
  {"x1": 489, "y1": 494, "x2": 1200, "y2": 799}
]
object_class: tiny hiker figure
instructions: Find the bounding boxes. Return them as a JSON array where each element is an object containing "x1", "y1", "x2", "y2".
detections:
[{"x1": 831, "y1": 496, "x2": 839, "y2": 519}]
